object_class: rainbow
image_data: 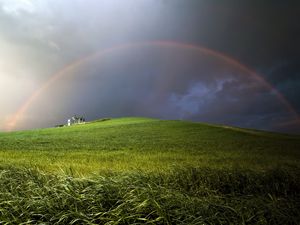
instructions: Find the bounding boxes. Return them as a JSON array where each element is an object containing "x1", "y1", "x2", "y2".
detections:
[{"x1": 5, "y1": 41, "x2": 299, "y2": 131}]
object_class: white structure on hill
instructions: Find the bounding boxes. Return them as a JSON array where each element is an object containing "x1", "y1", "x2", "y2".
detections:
[{"x1": 67, "y1": 115, "x2": 85, "y2": 126}]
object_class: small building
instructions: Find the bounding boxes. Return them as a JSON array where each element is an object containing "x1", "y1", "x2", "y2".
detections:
[{"x1": 67, "y1": 115, "x2": 85, "y2": 126}]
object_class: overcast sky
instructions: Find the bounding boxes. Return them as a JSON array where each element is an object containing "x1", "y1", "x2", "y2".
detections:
[{"x1": 0, "y1": 0, "x2": 299, "y2": 133}]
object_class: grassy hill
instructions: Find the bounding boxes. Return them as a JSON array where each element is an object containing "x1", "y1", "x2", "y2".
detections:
[{"x1": 0, "y1": 117, "x2": 299, "y2": 224}]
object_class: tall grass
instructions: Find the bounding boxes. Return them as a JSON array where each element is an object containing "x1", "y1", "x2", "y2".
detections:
[{"x1": 0, "y1": 166, "x2": 299, "y2": 224}]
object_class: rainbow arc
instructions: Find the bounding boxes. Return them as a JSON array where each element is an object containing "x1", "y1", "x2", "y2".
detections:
[{"x1": 5, "y1": 41, "x2": 299, "y2": 131}]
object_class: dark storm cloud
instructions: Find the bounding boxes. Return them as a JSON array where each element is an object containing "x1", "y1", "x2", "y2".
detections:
[
  {"x1": 263, "y1": 61, "x2": 300, "y2": 113},
  {"x1": 0, "y1": 0, "x2": 299, "y2": 133},
  {"x1": 162, "y1": 0, "x2": 300, "y2": 117}
]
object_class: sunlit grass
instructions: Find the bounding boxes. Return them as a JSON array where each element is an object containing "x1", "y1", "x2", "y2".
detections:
[{"x1": 0, "y1": 148, "x2": 298, "y2": 177}]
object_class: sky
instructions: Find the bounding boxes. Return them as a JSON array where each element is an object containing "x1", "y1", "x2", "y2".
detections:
[{"x1": 0, "y1": 0, "x2": 300, "y2": 133}]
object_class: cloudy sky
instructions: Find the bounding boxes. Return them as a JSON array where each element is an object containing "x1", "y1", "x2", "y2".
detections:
[{"x1": 0, "y1": 0, "x2": 299, "y2": 133}]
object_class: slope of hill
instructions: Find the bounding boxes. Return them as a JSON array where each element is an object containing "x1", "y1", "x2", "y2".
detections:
[
  {"x1": 0, "y1": 117, "x2": 299, "y2": 174},
  {"x1": 0, "y1": 117, "x2": 299, "y2": 224}
]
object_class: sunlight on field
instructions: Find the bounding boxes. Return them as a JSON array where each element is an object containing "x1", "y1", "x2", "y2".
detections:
[{"x1": 0, "y1": 148, "x2": 298, "y2": 177}]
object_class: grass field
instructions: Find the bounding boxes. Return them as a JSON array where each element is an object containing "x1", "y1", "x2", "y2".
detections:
[{"x1": 0, "y1": 117, "x2": 299, "y2": 224}]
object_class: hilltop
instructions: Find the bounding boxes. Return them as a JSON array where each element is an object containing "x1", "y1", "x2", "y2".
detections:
[{"x1": 0, "y1": 117, "x2": 299, "y2": 174}]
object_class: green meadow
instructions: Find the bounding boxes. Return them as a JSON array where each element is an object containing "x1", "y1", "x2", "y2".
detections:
[{"x1": 0, "y1": 117, "x2": 299, "y2": 224}]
